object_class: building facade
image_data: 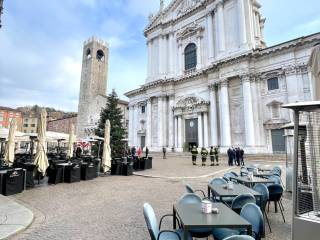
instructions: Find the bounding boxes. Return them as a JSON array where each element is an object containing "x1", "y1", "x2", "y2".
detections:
[
  {"x1": 76, "y1": 37, "x2": 109, "y2": 138},
  {"x1": 0, "y1": 106, "x2": 23, "y2": 131},
  {"x1": 21, "y1": 112, "x2": 38, "y2": 134},
  {"x1": 125, "y1": 0, "x2": 320, "y2": 153},
  {"x1": 47, "y1": 115, "x2": 77, "y2": 134}
]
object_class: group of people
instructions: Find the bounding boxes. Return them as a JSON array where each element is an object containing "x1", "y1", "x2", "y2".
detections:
[
  {"x1": 227, "y1": 147, "x2": 245, "y2": 166},
  {"x1": 129, "y1": 146, "x2": 149, "y2": 159},
  {"x1": 191, "y1": 146, "x2": 219, "y2": 166}
]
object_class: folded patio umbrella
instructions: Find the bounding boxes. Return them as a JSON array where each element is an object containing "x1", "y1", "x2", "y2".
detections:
[
  {"x1": 33, "y1": 108, "x2": 49, "y2": 176},
  {"x1": 102, "y1": 120, "x2": 111, "y2": 173},
  {"x1": 308, "y1": 44, "x2": 320, "y2": 100},
  {"x1": 67, "y1": 124, "x2": 75, "y2": 158},
  {"x1": 4, "y1": 119, "x2": 16, "y2": 166}
]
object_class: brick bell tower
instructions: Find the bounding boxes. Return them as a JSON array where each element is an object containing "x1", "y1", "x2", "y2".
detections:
[{"x1": 77, "y1": 37, "x2": 109, "y2": 138}]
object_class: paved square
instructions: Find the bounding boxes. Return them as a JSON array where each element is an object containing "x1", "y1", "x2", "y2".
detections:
[{"x1": 10, "y1": 154, "x2": 291, "y2": 240}]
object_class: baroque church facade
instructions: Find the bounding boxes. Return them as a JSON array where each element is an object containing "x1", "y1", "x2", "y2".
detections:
[{"x1": 125, "y1": 0, "x2": 320, "y2": 153}]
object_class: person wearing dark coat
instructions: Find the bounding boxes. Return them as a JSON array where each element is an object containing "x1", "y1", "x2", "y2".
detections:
[
  {"x1": 240, "y1": 148, "x2": 245, "y2": 166},
  {"x1": 209, "y1": 146, "x2": 215, "y2": 166},
  {"x1": 145, "y1": 147, "x2": 149, "y2": 158},
  {"x1": 131, "y1": 146, "x2": 136, "y2": 158},
  {"x1": 227, "y1": 148, "x2": 234, "y2": 166},
  {"x1": 162, "y1": 147, "x2": 166, "y2": 159},
  {"x1": 235, "y1": 148, "x2": 241, "y2": 166}
]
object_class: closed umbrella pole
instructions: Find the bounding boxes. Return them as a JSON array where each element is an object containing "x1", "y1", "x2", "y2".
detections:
[
  {"x1": 102, "y1": 120, "x2": 111, "y2": 173},
  {"x1": 33, "y1": 108, "x2": 49, "y2": 176},
  {"x1": 308, "y1": 44, "x2": 320, "y2": 100},
  {"x1": 4, "y1": 119, "x2": 16, "y2": 166},
  {"x1": 67, "y1": 124, "x2": 74, "y2": 159}
]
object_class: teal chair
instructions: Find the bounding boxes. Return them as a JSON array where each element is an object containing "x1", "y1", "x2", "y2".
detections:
[
  {"x1": 223, "y1": 235, "x2": 255, "y2": 240},
  {"x1": 143, "y1": 203, "x2": 191, "y2": 240},
  {"x1": 185, "y1": 184, "x2": 206, "y2": 198}
]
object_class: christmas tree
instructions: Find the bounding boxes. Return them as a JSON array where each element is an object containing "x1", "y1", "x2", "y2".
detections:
[{"x1": 96, "y1": 90, "x2": 126, "y2": 158}]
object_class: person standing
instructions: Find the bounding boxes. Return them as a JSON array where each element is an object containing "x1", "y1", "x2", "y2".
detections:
[
  {"x1": 191, "y1": 146, "x2": 198, "y2": 165},
  {"x1": 209, "y1": 146, "x2": 215, "y2": 166},
  {"x1": 162, "y1": 147, "x2": 166, "y2": 159},
  {"x1": 131, "y1": 146, "x2": 136, "y2": 158},
  {"x1": 137, "y1": 147, "x2": 142, "y2": 159},
  {"x1": 227, "y1": 148, "x2": 233, "y2": 166},
  {"x1": 235, "y1": 148, "x2": 240, "y2": 166},
  {"x1": 145, "y1": 146, "x2": 149, "y2": 158},
  {"x1": 214, "y1": 146, "x2": 219, "y2": 166},
  {"x1": 201, "y1": 147, "x2": 208, "y2": 166},
  {"x1": 240, "y1": 148, "x2": 245, "y2": 166}
]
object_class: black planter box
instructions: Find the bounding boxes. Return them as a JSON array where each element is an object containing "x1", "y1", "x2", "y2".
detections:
[
  {"x1": 81, "y1": 163, "x2": 96, "y2": 180},
  {"x1": 121, "y1": 163, "x2": 133, "y2": 176},
  {"x1": 111, "y1": 159, "x2": 122, "y2": 175},
  {"x1": 145, "y1": 157, "x2": 153, "y2": 169},
  {"x1": 47, "y1": 165, "x2": 64, "y2": 184},
  {"x1": 133, "y1": 156, "x2": 139, "y2": 170},
  {"x1": 1, "y1": 169, "x2": 25, "y2": 196},
  {"x1": 64, "y1": 164, "x2": 81, "y2": 183}
]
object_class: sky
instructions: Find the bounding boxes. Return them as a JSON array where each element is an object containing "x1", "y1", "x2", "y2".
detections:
[{"x1": 0, "y1": 0, "x2": 319, "y2": 112}]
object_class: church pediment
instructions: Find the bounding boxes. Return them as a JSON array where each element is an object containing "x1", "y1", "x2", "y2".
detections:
[
  {"x1": 173, "y1": 96, "x2": 209, "y2": 115},
  {"x1": 177, "y1": 22, "x2": 204, "y2": 40},
  {"x1": 145, "y1": 0, "x2": 205, "y2": 33}
]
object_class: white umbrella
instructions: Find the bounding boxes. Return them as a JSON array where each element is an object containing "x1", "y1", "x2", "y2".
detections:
[
  {"x1": 102, "y1": 120, "x2": 111, "y2": 173},
  {"x1": 33, "y1": 108, "x2": 49, "y2": 176},
  {"x1": 4, "y1": 119, "x2": 16, "y2": 166},
  {"x1": 308, "y1": 44, "x2": 320, "y2": 100},
  {"x1": 67, "y1": 124, "x2": 75, "y2": 158}
]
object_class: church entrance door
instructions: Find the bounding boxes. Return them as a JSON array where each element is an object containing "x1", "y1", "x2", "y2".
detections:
[
  {"x1": 185, "y1": 118, "x2": 198, "y2": 151},
  {"x1": 140, "y1": 136, "x2": 146, "y2": 149}
]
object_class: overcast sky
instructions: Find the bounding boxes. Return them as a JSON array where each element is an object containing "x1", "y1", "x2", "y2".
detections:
[{"x1": 0, "y1": 0, "x2": 319, "y2": 112}]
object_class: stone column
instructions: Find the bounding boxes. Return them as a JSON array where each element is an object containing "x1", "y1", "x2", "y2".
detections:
[
  {"x1": 174, "y1": 116, "x2": 178, "y2": 148},
  {"x1": 242, "y1": 75, "x2": 255, "y2": 146},
  {"x1": 219, "y1": 81, "x2": 231, "y2": 147},
  {"x1": 207, "y1": 11, "x2": 214, "y2": 61},
  {"x1": 209, "y1": 85, "x2": 218, "y2": 146},
  {"x1": 197, "y1": 35, "x2": 202, "y2": 70},
  {"x1": 162, "y1": 96, "x2": 168, "y2": 147},
  {"x1": 147, "y1": 40, "x2": 152, "y2": 80},
  {"x1": 178, "y1": 116, "x2": 182, "y2": 148},
  {"x1": 168, "y1": 33, "x2": 174, "y2": 76},
  {"x1": 238, "y1": 0, "x2": 247, "y2": 48},
  {"x1": 178, "y1": 41, "x2": 183, "y2": 75},
  {"x1": 146, "y1": 99, "x2": 152, "y2": 148},
  {"x1": 158, "y1": 97, "x2": 163, "y2": 148},
  {"x1": 216, "y1": 1, "x2": 226, "y2": 54},
  {"x1": 158, "y1": 35, "x2": 164, "y2": 77},
  {"x1": 168, "y1": 96, "x2": 175, "y2": 148},
  {"x1": 198, "y1": 113, "x2": 203, "y2": 148},
  {"x1": 203, "y1": 112, "x2": 209, "y2": 147}
]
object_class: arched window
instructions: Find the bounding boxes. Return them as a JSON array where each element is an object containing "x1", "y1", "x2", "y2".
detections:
[
  {"x1": 96, "y1": 50, "x2": 105, "y2": 62},
  {"x1": 184, "y1": 43, "x2": 197, "y2": 71},
  {"x1": 86, "y1": 49, "x2": 91, "y2": 59}
]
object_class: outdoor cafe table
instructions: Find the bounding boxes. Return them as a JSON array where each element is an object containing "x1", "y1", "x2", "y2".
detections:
[
  {"x1": 56, "y1": 162, "x2": 72, "y2": 182},
  {"x1": 173, "y1": 202, "x2": 252, "y2": 240},
  {"x1": 253, "y1": 172, "x2": 274, "y2": 178},
  {"x1": 207, "y1": 182, "x2": 262, "y2": 206},
  {"x1": 230, "y1": 176, "x2": 275, "y2": 187}
]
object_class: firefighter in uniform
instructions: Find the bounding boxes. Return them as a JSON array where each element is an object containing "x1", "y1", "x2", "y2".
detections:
[
  {"x1": 214, "y1": 146, "x2": 219, "y2": 166},
  {"x1": 191, "y1": 146, "x2": 198, "y2": 165},
  {"x1": 209, "y1": 146, "x2": 215, "y2": 166},
  {"x1": 201, "y1": 147, "x2": 208, "y2": 166}
]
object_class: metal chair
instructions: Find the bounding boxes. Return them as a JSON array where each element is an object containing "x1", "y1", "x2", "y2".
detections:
[
  {"x1": 231, "y1": 193, "x2": 256, "y2": 214},
  {"x1": 240, "y1": 167, "x2": 249, "y2": 176},
  {"x1": 185, "y1": 184, "x2": 206, "y2": 198},
  {"x1": 223, "y1": 172, "x2": 235, "y2": 181},
  {"x1": 272, "y1": 166, "x2": 282, "y2": 176},
  {"x1": 178, "y1": 194, "x2": 213, "y2": 238},
  {"x1": 213, "y1": 203, "x2": 264, "y2": 240},
  {"x1": 143, "y1": 203, "x2": 190, "y2": 240},
  {"x1": 209, "y1": 178, "x2": 230, "y2": 202},
  {"x1": 267, "y1": 184, "x2": 285, "y2": 222},
  {"x1": 223, "y1": 235, "x2": 255, "y2": 240},
  {"x1": 253, "y1": 183, "x2": 271, "y2": 233}
]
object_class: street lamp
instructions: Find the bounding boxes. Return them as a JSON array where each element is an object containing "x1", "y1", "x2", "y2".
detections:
[{"x1": 0, "y1": 0, "x2": 4, "y2": 29}]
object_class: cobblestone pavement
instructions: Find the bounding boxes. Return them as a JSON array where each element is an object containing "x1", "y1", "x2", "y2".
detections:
[{"x1": 10, "y1": 155, "x2": 291, "y2": 240}]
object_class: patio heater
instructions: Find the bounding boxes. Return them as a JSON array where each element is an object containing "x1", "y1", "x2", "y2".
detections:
[{"x1": 283, "y1": 101, "x2": 320, "y2": 240}]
